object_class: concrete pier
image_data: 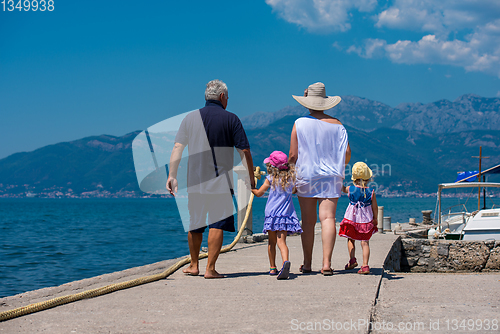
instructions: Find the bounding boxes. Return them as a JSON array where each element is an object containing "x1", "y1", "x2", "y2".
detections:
[{"x1": 1, "y1": 227, "x2": 499, "y2": 333}]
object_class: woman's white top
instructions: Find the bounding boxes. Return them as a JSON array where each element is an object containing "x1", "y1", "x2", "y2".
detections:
[{"x1": 295, "y1": 116, "x2": 348, "y2": 198}]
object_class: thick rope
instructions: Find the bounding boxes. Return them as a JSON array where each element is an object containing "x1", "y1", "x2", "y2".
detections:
[{"x1": 0, "y1": 168, "x2": 263, "y2": 322}]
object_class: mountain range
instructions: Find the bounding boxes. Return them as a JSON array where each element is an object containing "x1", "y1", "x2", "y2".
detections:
[
  {"x1": 1, "y1": 94, "x2": 499, "y2": 197},
  {"x1": 241, "y1": 94, "x2": 500, "y2": 134}
]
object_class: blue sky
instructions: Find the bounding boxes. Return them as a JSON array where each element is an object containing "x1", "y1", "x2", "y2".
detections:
[{"x1": 1, "y1": 0, "x2": 499, "y2": 159}]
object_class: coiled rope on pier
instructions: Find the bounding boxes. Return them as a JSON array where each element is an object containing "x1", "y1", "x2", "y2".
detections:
[{"x1": 0, "y1": 167, "x2": 265, "y2": 322}]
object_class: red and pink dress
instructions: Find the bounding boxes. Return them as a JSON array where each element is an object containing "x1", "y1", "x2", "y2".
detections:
[{"x1": 339, "y1": 185, "x2": 377, "y2": 241}]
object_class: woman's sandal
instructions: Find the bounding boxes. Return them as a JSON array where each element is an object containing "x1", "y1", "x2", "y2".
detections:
[
  {"x1": 321, "y1": 268, "x2": 334, "y2": 276},
  {"x1": 358, "y1": 265, "x2": 370, "y2": 274},
  {"x1": 269, "y1": 267, "x2": 278, "y2": 276},
  {"x1": 299, "y1": 265, "x2": 312, "y2": 274},
  {"x1": 345, "y1": 257, "x2": 358, "y2": 270}
]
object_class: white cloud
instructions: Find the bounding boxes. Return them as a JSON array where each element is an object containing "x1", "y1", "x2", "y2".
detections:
[
  {"x1": 376, "y1": 6, "x2": 444, "y2": 35},
  {"x1": 374, "y1": 0, "x2": 499, "y2": 37},
  {"x1": 332, "y1": 41, "x2": 343, "y2": 50},
  {"x1": 367, "y1": 1, "x2": 500, "y2": 76},
  {"x1": 267, "y1": 0, "x2": 500, "y2": 77},
  {"x1": 265, "y1": 0, "x2": 377, "y2": 32},
  {"x1": 348, "y1": 34, "x2": 500, "y2": 75}
]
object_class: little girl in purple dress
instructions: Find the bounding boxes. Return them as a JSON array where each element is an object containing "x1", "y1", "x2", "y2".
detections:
[{"x1": 251, "y1": 151, "x2": 302, "y2": 280}]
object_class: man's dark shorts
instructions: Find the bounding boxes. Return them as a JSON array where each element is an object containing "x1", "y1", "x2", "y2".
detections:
[{"x1": 188, "y1": 193, "x2": 235, "y2": 233}]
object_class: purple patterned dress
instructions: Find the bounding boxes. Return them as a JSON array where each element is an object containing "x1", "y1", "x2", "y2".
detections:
[{"x1": 262, "y1": 175, "x2": 302, "y2": 235}]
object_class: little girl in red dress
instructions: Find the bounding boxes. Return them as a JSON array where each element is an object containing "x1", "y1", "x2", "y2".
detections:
[{"x1": 339, "y1": 162, "x2": 378, "y2": 274}]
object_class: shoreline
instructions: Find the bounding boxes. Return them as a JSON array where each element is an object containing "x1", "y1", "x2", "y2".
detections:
[{"x1": 2, "y1": 192, "x2": 498, "y2": 199}]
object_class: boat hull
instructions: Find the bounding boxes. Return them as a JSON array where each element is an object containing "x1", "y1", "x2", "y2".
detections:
[{"x1": 462, "y1": 209, "x2": 500, "y2": 241}]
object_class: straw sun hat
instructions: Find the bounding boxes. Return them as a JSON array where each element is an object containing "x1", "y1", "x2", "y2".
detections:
[
  {"x1": 292, "y1": 82, "x2": 341, "y2": 111},
  {"x1": 351, "y1": 162, "x2": 373, "y2": 181}
]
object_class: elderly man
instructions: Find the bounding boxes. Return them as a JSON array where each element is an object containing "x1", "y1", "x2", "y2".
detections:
[{"x1": 166, "y1": 79, "x2": 255, "y2": 278}]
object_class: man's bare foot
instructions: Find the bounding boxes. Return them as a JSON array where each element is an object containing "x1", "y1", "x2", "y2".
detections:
[
  {"x1": 183, "y1": 265, "x2": 199, "y2": 276},
  {"x1": 204, "y1": 269, "x2": 225, "y2": 279}
]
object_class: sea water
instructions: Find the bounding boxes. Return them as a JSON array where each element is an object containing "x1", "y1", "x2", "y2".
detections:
[{"x1": 0, "y1": 196, "x2": 489, "y2": 298}]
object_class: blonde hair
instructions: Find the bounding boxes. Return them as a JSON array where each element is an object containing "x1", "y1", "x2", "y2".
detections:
[
  {"x1": 266, "y1": 163, "x2": 295, "y2": 191},
  {"x1": 353, "y1": 178, "x2": 370, "y2": 187},
  {"x1": 353, "y1": 178, "x2": 372, "y2": 199}
]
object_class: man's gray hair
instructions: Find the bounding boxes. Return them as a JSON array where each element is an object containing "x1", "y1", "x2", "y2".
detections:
[{"x1": 205, "y1": 79, "x2": 228, "y2": 101}]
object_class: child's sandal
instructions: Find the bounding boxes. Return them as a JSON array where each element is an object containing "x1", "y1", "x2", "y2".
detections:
[
  {"x1": 357, "y1": 265, "x2": 370, "y2": 274},
  {"x1": 277, "y1": 261, "x2": 291, "y2": 280},
  {"x1": 345, "y1": 257, "x2": 358, "y2": 270},
  {"x1": 269, "y1": 267, "x2": 278, "y2": 275}
]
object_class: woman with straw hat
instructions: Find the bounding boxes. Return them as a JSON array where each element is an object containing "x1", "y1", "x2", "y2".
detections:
[{"x1": 288, "y1": 82, "x2": 351, "y2": 275}]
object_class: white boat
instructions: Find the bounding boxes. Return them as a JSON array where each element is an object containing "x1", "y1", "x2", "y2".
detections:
[
  {"x1": 430, "y1": 182, "x2": 500, "y2": 240},
  {"x1": 462, "y1": 208, "x2": 500, "y2": 240}
]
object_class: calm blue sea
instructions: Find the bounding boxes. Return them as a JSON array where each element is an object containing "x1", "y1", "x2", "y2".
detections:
[{"x1": 0, "y1": 196, "x2": 485, "y2": 298}]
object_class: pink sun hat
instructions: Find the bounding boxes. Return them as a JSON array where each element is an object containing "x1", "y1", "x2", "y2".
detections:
[{"x1": 264, "y1": 151, "x2": 289, "y2": 170}]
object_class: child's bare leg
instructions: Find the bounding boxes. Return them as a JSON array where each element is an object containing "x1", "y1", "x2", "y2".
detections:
[
  {"x1": 347, "y1": 238, "x2": 356, "y2": 260},
  {"x1": 268, "y1": 231, "x2": 278, "y2": 270},
  {"x1": 276, "y1": 231, "x2": 289, "y2": 263},
  {"x1": 361, "y1": 240, "x2": 370, "y2": 266}
]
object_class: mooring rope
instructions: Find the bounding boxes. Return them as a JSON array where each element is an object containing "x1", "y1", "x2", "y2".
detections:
[{"x1": 0, "y1": 167, "x2": 264, "y2": 322}]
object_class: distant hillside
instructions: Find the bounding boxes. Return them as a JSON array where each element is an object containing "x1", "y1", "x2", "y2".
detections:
[
  {"x1": 392, "y1": 94, "x2": 500, "y2": 133},
  {"x1": 242, "y1": 94, "x2": 500, "y2": 134},
  {"x1": 0, "y1": 132, "x2": 141, "y2": 195},
  {"x1": 241, "y1": 96, "x2": 409, "y2": 132},
  {"x1": 1, "y1": 94, "x2": 499, "y2": 197}
]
